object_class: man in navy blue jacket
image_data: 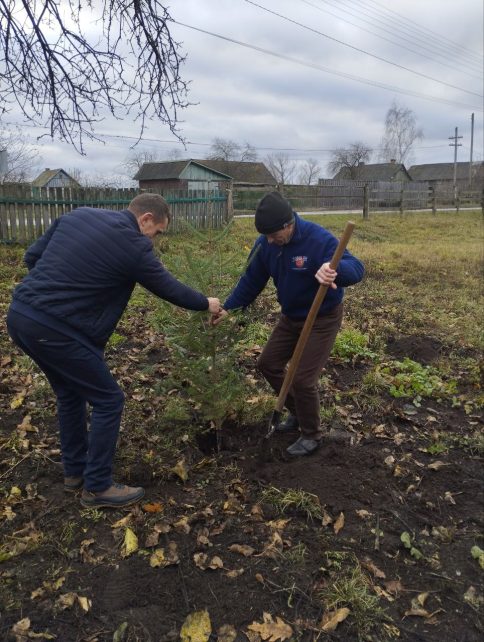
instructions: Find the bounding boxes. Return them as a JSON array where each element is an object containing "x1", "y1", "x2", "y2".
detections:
[
  {"x1": 213, "y1": 192, "x2": 364, "y2": 456},
  {"x1": 7, "y1": 194, "x2": 221, "y2": 507}
]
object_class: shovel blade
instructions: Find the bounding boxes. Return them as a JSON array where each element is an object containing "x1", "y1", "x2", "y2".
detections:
[{"x1": 264, "y1": 409, "x2": 282, "y2": 440}]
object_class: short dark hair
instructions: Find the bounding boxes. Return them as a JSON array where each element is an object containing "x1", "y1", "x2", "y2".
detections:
[{"x1": 128, "y1": 193, "x2": 171, "y2": 223}]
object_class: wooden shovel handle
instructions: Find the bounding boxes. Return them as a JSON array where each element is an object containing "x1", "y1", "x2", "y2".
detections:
[{"x1": 275, "y1": 221, "x2": 356, "y2": 412}]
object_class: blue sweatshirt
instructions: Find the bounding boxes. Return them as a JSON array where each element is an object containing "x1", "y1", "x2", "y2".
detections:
[
  {"x1": 11, "y1": 207, "x2": 208, "y2": 352},
  {"x1": 224, "y1": 214, "x2": 364, "y2": 318}
]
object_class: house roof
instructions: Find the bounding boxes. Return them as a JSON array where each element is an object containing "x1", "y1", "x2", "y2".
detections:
[
  {"x1": 134, "y1": 159, "x2": 277, "y2": 185},
  {"x1": 197, "y1": 160, "x2": 277, "y2": 185},
  {"x1": 333, "y1": 162, "x2": 411, "y2": 181},
  {"x1": 31, "y1": 168, "x2": 80, "y2": 187},
  {"x1": 408, "y1": 162, "x2": 484, "y2": 181},
  {"x1": 134, "y1": 160, "x2": 232, "y2": 181}
]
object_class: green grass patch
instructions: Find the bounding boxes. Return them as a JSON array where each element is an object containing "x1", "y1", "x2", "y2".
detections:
[
  {"x1": 260, "y1": 486, "x2": 323, "y2": 521},
  {"x1": 364, "y1": 357, "x2": 457, "y2": 406},
  {"x1": 332, "y1": 327, "x2": 377, "y2": 362},
  {"x1": 320, "y1": 551, "x2": 387, "y2": 637}
]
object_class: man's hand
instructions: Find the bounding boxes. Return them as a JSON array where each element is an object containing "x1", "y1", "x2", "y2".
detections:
[
  {"x1": 315, "y1": 262, "x2": 338, "y2": 289},
  {"x1": 207, "y1": 297, "x2": 222, "y2": 314},
  {"x1": 210, "y1": 308, "x2": 228, "y2": 326}
]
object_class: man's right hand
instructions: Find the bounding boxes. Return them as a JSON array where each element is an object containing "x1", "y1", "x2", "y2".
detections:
[{"x1": 211, "y1": 308, "x2": 228, "y2": 326}]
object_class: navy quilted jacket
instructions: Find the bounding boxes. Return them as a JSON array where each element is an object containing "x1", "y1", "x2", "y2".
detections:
[{"x1": 11, "y1": 207, "x2": 208, "y2": 350}]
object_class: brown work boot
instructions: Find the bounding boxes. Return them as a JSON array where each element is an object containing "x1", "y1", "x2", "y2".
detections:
[
  {"x1": 64, "y1": 476, "x2": 83, "y2": 492},
  {"x1": 80, "y1": 482, "x2": 145, "y2": 508}
]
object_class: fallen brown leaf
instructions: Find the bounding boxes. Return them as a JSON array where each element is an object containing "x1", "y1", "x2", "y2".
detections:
[
  {"x1": 320, "y1": 607, "x2": 350, "y2": 631},
  {"x1": 362, "y1": 558, "x2": 386, "y2": 579},
  {"x1": 142, "y1": 502, "x2": 164, "y2": 513},
  {"x1": 229, "y1": 543, "x2": 254, "y2": 557},
  {"x1": 217, "y1": 624, "x2": 237, "y2": 642},
  {"x1": 247, "y1": 612, "x2": 293, "y2": 642},
  {"x1": 427, "y1": 461, "x2": 449, "y2": 471},
  {"x1": 333, "y1": 512, "x2": 345, "y2": 534}
]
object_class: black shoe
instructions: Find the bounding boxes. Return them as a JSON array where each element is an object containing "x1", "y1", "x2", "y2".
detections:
[
  {"x1": 275, "y1": 413, "x2": 299, "y2": 433},
  {"x1": 286, "y1": 437, "x2": 321, "y2": 457}
]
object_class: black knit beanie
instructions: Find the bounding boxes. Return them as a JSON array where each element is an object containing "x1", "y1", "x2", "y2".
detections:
[{"x1": 254, "y1": 192, "x2": 294, "y2": 234}]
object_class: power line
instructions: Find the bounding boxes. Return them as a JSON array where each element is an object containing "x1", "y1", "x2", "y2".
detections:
[
  {"x1": 318, "y1": 0, "x2": 483, "y2": 73},
  {"x1": 361, "y1": 0, "x2": 483, "y2": 65},
  {"x1": 242, "y1": 0, "x2": 481, "y2": 96},
  {"x1": 173, "y1": 20, "x2": 483, "y2": 111},
  {"x1": 297, "y1": 0, "x2": 482, "y2": 80},
  {"x1": 4, "y1": 119, "x2": 462, "y2": 155}
]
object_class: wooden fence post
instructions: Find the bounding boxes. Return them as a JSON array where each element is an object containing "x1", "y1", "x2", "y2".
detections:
[
  {"x1": 362, "y1": 184, "x2": 369, "y2": 219},
  {"x1": 0, "y1": 185, "x2": 7, "y2": 241},
  {"x1": 399, "y1": 186, "x2": 404, "y2": 216},
  {"x1": 226, "y1": 188, "x2": 233, "y2": 223},
  {"x1": 429, "y1": 186, "x2": 436, "y2": 214}
]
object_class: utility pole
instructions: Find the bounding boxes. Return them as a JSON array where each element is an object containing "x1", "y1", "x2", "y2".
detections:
[
  {"x1": 469, "y1": 113, "x2": 474, "y2": 186},
  {"x1": 448, "y1": 127, "x2": 463, "y2": 198}
]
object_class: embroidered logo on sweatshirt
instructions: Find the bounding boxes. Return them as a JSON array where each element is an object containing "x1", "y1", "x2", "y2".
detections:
[{"x1": 291, "y1": 255, "x2": 308, "y2": 270}]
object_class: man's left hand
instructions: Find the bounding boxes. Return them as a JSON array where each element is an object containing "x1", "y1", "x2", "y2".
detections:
[{"x1": 315, "y1": 262, "x2": 337, "y2": 289}]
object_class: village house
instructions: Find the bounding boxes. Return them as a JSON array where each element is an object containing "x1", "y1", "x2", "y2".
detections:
[
  {"x1": 31, "y1": 168, "x2": 81, "y2": 188},
  {"x1": 408, "y1": 161, "x2": 484, "y2": 189},
  {"x1": 331, "y1": 161, "x2": 412, "y2": 182},
  {"x1": 134, "y1": 159, "x2": 276, "y2": 192}
]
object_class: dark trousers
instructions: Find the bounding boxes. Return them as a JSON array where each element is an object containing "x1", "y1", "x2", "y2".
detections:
[
  {"x1": 257, "y1": 304, "x2": 343, "y2": 439},
  {"x1": 6, "y1": 310, "x2": 124, "y2": 492}
]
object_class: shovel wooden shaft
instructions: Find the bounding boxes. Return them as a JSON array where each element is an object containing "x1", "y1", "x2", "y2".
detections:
[{"x1": 274, "y1": 221, "x2": 356, "y2": 414}]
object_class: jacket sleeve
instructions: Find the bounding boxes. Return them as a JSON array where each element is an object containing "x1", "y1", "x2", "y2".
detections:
[
  {"x1": 224, "y1": 241, "x2": 270, "y2": 310},
  {"x1": 318, "y1": 234, "x2": 365, "y2": 287},
  {"x1": 24, "y1": 217, "x2": 62, "y2": 270},
  {"x1": 335, "y1": 249, "x2": 365, "y2": 287},
  {"x1": 133, "y1": 244, "x2": 208, "y2": 311}
]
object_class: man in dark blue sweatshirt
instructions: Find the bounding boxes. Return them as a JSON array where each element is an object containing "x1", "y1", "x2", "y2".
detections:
[
  {"x1": 7, "y1": 193, "x2": 221, "y2": 507},
  {"x1": 213, "y1": 192, "x2": 364, "y2": 456}
]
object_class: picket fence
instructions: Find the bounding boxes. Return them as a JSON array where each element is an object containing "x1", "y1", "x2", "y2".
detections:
[{"x1": 0, "y1": 185, "x2": 231, "y2": 243}]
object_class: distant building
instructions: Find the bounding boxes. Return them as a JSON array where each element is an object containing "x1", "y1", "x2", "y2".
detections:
[
  {"x1": 197, "y1": 160, "x2": 277, "y2": 189},
  {"x1": 32, "y1": 168, "x2": 81, "y2": 188},
  {"x1": 331, "y1": 161, "x2": 411, "y2": 182},
  {"x1": 408, "y1": 162, "x2": 484, "y2": 188},
  {"x1": 134, "y1": 159, "x2": 277, "y2": 191},
  {"x1": 134, "y1": 160, "x2": 231, "y2": 191}
]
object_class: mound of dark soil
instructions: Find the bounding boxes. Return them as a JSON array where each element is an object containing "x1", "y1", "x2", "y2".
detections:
[{"x1": 386, "y1": 334, "x2": 444, "y2": 364}]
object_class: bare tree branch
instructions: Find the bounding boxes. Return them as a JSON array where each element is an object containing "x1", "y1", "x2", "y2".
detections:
[
  {"x1": 0, "y1": 1, "x2": 190, "y2": 153},
  {"x1": 379, "y1": 101, "x2": 423, "y2": 164},
  {"x1": 327, "y1": 143, "x2": 372, "y2": 178},
  {"x1": 265, "y1": 152, "x2": 296, "y2": 185},
  {"x1": 0, "y1": 121, "x2": 40, "y2": 183},
  {"x1": 208, "y1": 138, "x2": 258, "y2": 162},
  {"x1": 298, "y1": 157, "x2": 321, "y2": 185}
]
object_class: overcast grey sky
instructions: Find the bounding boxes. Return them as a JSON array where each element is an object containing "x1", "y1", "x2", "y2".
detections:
[{"x1": 7, "y1": 0, "x2": 484, "y2": 183}]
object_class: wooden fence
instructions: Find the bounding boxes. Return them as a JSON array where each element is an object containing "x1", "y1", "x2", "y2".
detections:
[
  {"x1": 0, "y1": 185, "x2": 231, "y2": 243},
  {"x1": 318, "y1": 180, "x2": 483, "y2": 214},
  {"x1": 234, "y1": 182, "x2": 483, "y2": 214}
]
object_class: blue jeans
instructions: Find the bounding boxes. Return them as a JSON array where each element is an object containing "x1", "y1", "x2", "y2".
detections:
[{"x1": 7, "y1": 309, "x2": 124, "y2": 492}]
